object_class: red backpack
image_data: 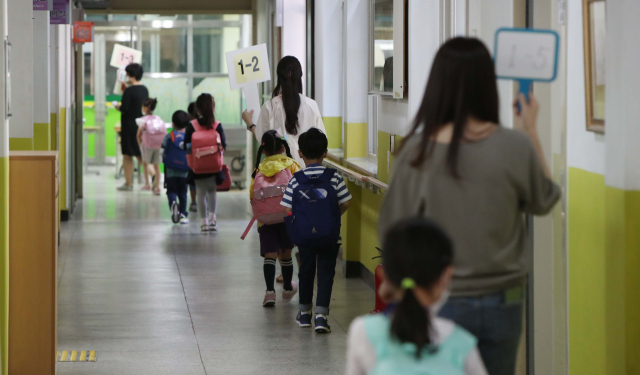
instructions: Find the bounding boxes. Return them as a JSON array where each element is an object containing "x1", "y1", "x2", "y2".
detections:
[{"x1": 187, "y1": 119, "x2": 223, "y2": 174}]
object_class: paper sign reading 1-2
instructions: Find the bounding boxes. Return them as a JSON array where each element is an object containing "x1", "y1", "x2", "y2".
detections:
[
  {"x1": 494, "y1": 28, "x2": 559, "y2": 82},
  {"x1": 110, "y1": 44, "x2": 143, "y2": 69},
  {"x1": 226, "y1": 44, "x2": 271, "y2": 90}
]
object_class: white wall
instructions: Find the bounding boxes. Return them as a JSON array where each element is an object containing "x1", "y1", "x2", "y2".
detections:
[
  {"x1": 315, "y1": 0, "x2": 342, "y2": 117},
  {"x1": 282, "y1": 0, "x2": 306, "y2": 93},
  {"x1": 566, "y1": 0, "x2": 605, "y2": 174},
  {"x1": 345, "y1": 0, "x2": 368, "y2": 124},
  {"x1": 33, "y1": 11, "x2": 50, "y2": 125},
  {"x1": 7, "y1": 0, "x2": 33, "y2": 139},
  {"x1": 604, "y1": 0, "x2": 640, "y2": 190}
]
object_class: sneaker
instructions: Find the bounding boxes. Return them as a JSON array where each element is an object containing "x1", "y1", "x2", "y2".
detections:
[
  {"x1": 263, "y1": 291, "x2": 276, "y2": 307},
  {"x1": 209, "y1": 221, "x2": 218, "y2": 231},
  {"x1": 179, "y1": 215, "x2": 190, "y2": 224},
  {"x1": 189, "y1": 202, "x2": 197, "y2": 212},
  {"x1": 141, "y1": 185, "x2": 151, "y2": 191},
  {"x1": 276, "y1": 274, "x2": 284, "y2": 283},
  {"x1": 171, "y1": 202, "x2": 181, "y2": 224},
  {"x1": 296, "y1": 311, "x2": 312, "y2": 328},
  {"x1": 117, "y1": 184, "x2": 133, "y2": 191},
  {"x1": 201, "y1": 221, "x2": 210, "y2": 234},
  {"x1": 282, "y1": 281, "x2": 298, "y2": 303},
  {"x1": 315, "y1": 314, "x2": 331, "y2": 333}
]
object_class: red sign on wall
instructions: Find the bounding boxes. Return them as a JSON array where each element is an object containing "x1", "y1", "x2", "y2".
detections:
[{"x1": 73, "y1": 22, "x2": 94, "y2": 44}]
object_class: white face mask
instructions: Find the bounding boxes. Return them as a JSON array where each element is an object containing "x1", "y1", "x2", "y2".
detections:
[{"x1": 430, "y1": 285, "x2": 451, "y2": 316}]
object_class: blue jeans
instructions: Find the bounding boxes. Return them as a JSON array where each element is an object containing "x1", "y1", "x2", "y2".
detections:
[
  {"x1": 298, "y1": 244, "x2": 340, "y2": 315},
  {"x1": 438, "y1": 289, "x2": 523, "y2": 375},
  {"x1": 166, "y1": 177, "x2": 189, "y2": 216}
]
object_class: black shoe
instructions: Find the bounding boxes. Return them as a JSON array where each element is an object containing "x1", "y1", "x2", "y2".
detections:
[
  {"x1": 171, "y1": 202, "x2": 181, "y2": 224},
  {"x1": 189, "y1": 202, "x2": 197, "y2": 212}
]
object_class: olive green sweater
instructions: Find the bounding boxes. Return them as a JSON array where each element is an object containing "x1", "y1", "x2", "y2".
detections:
[{"x1": 379, "y1": 127, "x2": 561, "y2": 296}]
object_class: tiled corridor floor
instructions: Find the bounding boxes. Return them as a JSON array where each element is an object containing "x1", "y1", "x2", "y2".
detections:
[{"x1": 57, "y1": 168, "x2": 373, "y2": 374}]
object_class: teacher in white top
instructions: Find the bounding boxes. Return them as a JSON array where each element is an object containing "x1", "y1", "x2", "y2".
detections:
[{"x1": 242, "y1": 56, "x2": 326, "y2": 167}]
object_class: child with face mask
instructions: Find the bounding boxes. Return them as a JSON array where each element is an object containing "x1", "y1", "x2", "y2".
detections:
[{"x1": 346, "y1": 217, "x2": 488, "y2": 375}]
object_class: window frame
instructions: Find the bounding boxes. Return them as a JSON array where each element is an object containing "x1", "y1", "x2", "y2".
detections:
[{"x1": 583, "y1": 0, "x2": 606, "y2": 133}]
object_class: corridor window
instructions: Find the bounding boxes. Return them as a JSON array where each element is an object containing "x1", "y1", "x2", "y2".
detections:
[
  {"x1": 584, "y1": 0, "x2": 606, "y2": 133},
  {"x1": 369, "y1": 0, "x2": 407, "y2": 98}
]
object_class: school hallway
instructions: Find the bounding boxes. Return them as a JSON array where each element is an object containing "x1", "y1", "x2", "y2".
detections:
[{"x1": 56, "y1": 168, "x2": 373, "y2": 375}]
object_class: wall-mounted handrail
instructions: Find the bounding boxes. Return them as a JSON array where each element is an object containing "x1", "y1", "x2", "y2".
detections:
[{"x1": 323, "y1": 159, "x2": 388, "y2": 194}]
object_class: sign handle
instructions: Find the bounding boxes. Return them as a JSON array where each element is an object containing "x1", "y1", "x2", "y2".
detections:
[
  {"x1": 244, "y1": 85, "x2": 261, "y2": 125},
  {"x1": 516, "y1": 79, "x2": 532, "y2": 113}
]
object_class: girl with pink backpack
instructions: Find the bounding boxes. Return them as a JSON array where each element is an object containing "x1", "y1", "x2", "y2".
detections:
[
  {"x1": 246, "y1": 130, "x2": 300, "y2": 307},
  {"x1": 184, "y1": 93, "x2": 227, "y2": 233},
  {"x1": 136, "y1": 98, "x2": 165, "y2": 195}
]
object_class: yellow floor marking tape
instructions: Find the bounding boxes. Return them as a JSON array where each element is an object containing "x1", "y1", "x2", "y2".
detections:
[{"x1": 57, "y1": 350, "x2": 97, "y2": 362}]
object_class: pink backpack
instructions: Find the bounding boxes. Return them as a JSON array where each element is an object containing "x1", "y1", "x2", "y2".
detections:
[
  {"x1": 241, "y1": 168, "x2": 293, "y2": 240},
  {"x1": 187, "y1": 119, "x2": 223, "y2": 174},
  {"x1": 141, "y1": 115, "x2": 166, "y2": 149}
]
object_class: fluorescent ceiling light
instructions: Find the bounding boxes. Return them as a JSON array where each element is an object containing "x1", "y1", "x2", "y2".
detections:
[
  {"x1": 152, "y1": 20, "x2": 162, "y2": 28},
  {"x1": 162, "y1": 20, "x2": 173, "y2": 28}
]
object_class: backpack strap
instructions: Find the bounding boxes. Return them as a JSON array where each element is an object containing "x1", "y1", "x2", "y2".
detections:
[
  {"x1": 293, "y1": 170, "x2": 310, "y2": 185},
  {"x1": 240, "y1": 217, "x2": 257, "y2": 240},
  {"x1": 191, "y1": 119, "x2": 202, "y2": 132},
  {"x1": 170, "y1": 131, "x2": 175, "y2": 142},
  {"x1": 319, "y1": 168, "x2": 336, "y2": 183},
  {"x1": 212, "y1": 121, "x2": 220, "y2": 131}
]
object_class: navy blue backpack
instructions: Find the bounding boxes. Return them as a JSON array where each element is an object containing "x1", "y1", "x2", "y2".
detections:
[
  {"x1": 163, "y1": 131, "x2": 189, "y2": 171},
  {"x1": 284, "y1": 168, "x2": 341, "y2": 248}
]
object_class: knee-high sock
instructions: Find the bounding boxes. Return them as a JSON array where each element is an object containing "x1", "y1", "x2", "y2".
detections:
[
  {"x1": 281, "y1": 258, "x2": 294, "y2": 291},
  {"x1": 264, "y1": 258, "x2": 277, "y2": 292}
]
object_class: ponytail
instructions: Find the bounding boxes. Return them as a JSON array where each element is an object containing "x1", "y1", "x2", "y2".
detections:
[
  {"x1": 252, "y1": 130, "x2": 293, "y2": 178},
  {"x1": 196, "y1": 93, "x2": 216, "y2": 130},
  {"x1": 390, "y1": 288, "x2": 433, "y2": 358},
  {"x1": 143, "y1": 97, "x2": 158, "y2": 112},
  {"x1": 272, "y1": 56, "x2": 303, "y2": 136},
  {"x1": 382, "y1": 217, "x2": 454, "y2": 358}
]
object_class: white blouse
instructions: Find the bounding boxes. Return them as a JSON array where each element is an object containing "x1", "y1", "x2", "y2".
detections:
[
  {"x1": 346, "y1": 316, "x2": 488, "y2": 375},
  {"x1": 254, "y1": 94, "x2": 326, "y2": 167}
]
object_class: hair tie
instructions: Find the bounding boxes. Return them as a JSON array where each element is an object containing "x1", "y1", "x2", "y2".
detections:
[
  {"x1": 401, "y1": 278, "x2": 416, "y2": 290},
  {"x1": 262, "y1": 143, "x2": 265, "y2": 146}
]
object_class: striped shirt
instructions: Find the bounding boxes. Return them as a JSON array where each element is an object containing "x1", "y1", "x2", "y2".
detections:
[{"x1": 280, "y1": 164, "x2": 352, "y2": 208}]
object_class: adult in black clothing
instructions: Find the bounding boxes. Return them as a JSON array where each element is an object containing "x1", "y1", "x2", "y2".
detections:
[
  {"x1": 115, "y1": 63, "x2": 149, "y2": 191},
  {"x1": 183, "y1": 94, "x2": 226, "y2": 233}
]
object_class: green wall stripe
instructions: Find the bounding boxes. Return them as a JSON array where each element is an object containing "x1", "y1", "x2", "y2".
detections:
[
  {"x1": 9, "y1": 138, "x2": 33, "y2": 151},
  {"x1": 33, "y1": 123, "x2": 51, "y2": 151}
]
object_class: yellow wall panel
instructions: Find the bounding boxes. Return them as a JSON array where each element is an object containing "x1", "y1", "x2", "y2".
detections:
[{"x1": 323, "y1": 117, "x2": 342, "y2": 150}]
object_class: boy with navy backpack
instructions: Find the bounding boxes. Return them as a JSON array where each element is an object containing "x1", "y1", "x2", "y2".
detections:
[
  {"x1": 163, "y1": 110, "x2": 191, "y2": 224},
  {"x1": 281, "y1": 128, "x2": 351, "y2": 333}
]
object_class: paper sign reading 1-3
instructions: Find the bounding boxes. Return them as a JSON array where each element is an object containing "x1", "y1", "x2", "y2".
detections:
[
  {"x1": 226, "y1": 44, "x2": 271, "y2": 90},
  {"x1": 110, "y1": 44, "x2": 143, "y2": 69},
  {"x1": 494, "y1": 28, "x2": 559, "y2": 82}
]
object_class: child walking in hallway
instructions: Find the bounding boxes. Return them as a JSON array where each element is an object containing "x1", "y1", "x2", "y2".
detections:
[
  {"x1": 249, "y1": 130, "x2": 301, "y2": 307},
  {"x1": 136, "y1": 98, "x2": 165, "y2": 195},
  {"x1": 184, "y1": 93, "x2": 227, "y2": 233},
  {"x1": 281, "y1": 129, "x2": 351, "y2": 333},
  {"x1": 346, "y1": 218, "x2": 487, "y2": 375},
  {"x1": 163, "y1": 110, "x2": 190, "y2": 224}
]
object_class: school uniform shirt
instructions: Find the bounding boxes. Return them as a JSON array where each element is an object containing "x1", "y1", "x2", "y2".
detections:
[
  {"x1": 254, "y1": 95, "x2": 326, "y2": 167},
  {"x1": 346, "y1": 315, "x2": 488, "y2": 375}
]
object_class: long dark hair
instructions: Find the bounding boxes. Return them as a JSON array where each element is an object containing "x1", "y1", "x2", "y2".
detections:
[
  {"x1": 195, "y1": 93, "x2": 216, "y2": 130},
  {"x1": 272, "y1": 56, "x2": 303, "y2": 136},
  {"x1": 382, "y1": 217, "x2": 454, "y2": 357},
  {"x1": 252, "y1": 130, "x2": 293, "y2": 178},
  {"x1": 406, "y1": 37, "x2": 500, "y2": 177}
]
